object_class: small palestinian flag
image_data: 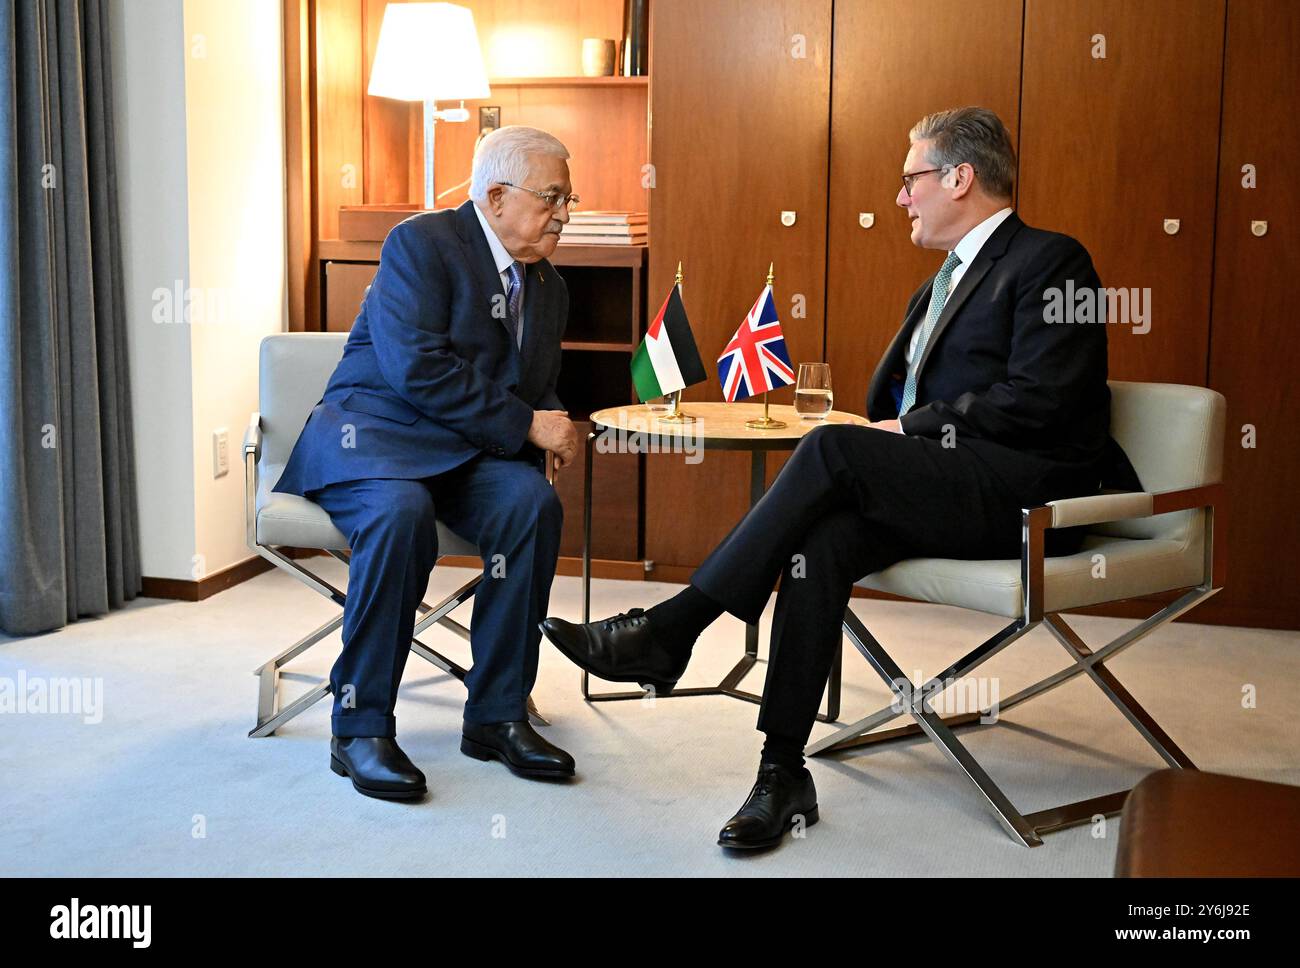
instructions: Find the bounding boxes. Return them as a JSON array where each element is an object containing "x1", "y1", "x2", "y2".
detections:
[{"x1": 631, "y1": 284, "x2": 707, "y2": 402}]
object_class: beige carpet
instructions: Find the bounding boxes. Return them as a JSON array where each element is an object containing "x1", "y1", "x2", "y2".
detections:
[{"x1": 2, "y1": 560, "x2": 1296, "y2": 877}]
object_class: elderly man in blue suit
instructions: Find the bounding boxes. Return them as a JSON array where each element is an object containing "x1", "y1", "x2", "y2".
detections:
[{"x1": 275, "y1": 126, "x2": 582, "y2": 800}]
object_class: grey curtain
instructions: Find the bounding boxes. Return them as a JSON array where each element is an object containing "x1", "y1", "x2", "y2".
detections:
[{"x1": 0, "y1": 0, "x2": 139, "y2": 635}]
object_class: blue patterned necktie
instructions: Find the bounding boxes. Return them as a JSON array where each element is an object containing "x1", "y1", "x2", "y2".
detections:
[
  {"x1": 899, "y1": 250, "x2": 962, "y2": 415},
  {"x1": 506, "y1": 260, "x2": 525, "y2": 347}
]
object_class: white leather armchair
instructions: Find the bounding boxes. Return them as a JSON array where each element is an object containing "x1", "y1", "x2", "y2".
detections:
[
  {"x1": 808, "y1": 381, "x2": 1225, "y2": 847},
  {"x1": 244, "y1": 333, "x2": 546, "y2": 738}
]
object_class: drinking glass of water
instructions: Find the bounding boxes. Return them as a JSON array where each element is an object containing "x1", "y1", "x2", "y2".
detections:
[{"x1": 795, "y1": 363, "x2": 833, "y2": 420}]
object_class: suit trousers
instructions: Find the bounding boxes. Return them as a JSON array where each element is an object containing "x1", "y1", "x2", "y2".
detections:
[
  {"x1": 310, "y1": 455, "x2": 562, "y2": 737},
  {"x1": 692, "y1": 424, "x2": 1027, "y2": 748}
]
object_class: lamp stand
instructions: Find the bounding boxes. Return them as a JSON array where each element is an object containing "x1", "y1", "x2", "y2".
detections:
[{"x1": 422, "y1": 99, "x2": 438, "y2": 210}]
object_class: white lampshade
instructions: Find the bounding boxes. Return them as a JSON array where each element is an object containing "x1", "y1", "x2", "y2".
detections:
[{"x1": 367, "y1": 3, "x2": 491, "y2": 102}]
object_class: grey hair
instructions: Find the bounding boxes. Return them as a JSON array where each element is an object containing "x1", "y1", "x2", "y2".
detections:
[
  {"x1": 469, "y1": 125, "x2": 570, "y2": 202},
  {"x1": 909, "y1": 107, "x2": 1016, "y2": 200}
]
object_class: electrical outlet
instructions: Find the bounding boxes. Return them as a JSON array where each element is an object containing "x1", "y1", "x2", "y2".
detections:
[
  {"x1": 213, "y1": 428, "x2": 229, "y2": 478},
  {"x1": 479, "y1": 106, "x2": 501, "y2": 134}
]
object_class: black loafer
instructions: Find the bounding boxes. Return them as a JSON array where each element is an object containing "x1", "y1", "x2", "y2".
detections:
[
  {"x1": 539, "y1": 609, "x2": 689, "y2": 696},
  {"x1": 330, "y1": 736, "x2": 427, "y2": 801},
  {"x1": 461, "y1": 721, "x2": 576, "y2": 779},
  {"x1": 717, "y1": 763, "x2": 819, "y2": 850}
]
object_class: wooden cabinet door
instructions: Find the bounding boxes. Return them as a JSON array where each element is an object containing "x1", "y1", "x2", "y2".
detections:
[
  {"x1": 323, "y1": 261, "x2": 378, "y2": 332},
  {"x1": 824, "y1": 0, "x2": 1024, "y2": 423},
  {"x1": 644, "y1": 0, "x2": 833, "y2": 573},
  {"x1": 1205, "y1": 0, "x2": 1300, "y2": 629},
  {"x1": 1018, "y1": 0, "x2": 1225, "y2": 385}
]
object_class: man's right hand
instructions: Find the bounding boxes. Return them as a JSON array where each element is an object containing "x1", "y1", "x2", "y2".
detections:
[{"x1": 528, "y1": 409, "x2": 580, "y2": 469}]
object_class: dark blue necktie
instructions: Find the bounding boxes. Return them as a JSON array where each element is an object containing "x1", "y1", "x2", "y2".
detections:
[{"x1": 506, "y1": 260, "x2": 525, "y2": 347}]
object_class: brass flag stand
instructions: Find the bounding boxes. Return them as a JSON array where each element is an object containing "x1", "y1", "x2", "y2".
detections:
[
  {"x1": 744, "y1": 262, "x2": 787, "y2": 429},
  {"x1": 654, "y1": 261, "x2": 696, "y2": 424}
]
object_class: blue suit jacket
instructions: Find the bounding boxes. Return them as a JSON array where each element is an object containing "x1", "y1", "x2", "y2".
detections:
[{"x1": 275, "y1": 201, "x2": 568, "y2": 497}]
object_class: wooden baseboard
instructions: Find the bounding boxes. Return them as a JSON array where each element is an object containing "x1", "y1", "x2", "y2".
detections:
[
  {"x1": 845, "y1": 586, "x2": 1191, "y2": 621},
  {"x1": 140, "y1": 549, "x2": 1296, "y2": 630},
  {"x1": 638, "y1": 576, "x2": 1292, "y2": 629},
  {"x1": 140, "y1": 553, "x2": 705, "y2": 602},
  {"x1": 139, "y1": 549, "x2": 325, "y2": 602},
  {"x1": 843, "y1": 586, "x2": 1290, "y2": 628},
  {"x1": 644, "y1": 563, "x2": 694, "y2": 584},
  {"x1": 141, "y1": 552, "x2": 650, "y2": 602},
  {"x1": 141, "y1": 556, "x2": 271, "y2": 602},
  {"x1": 438, "y1": 554, "x2": 648, "y2": 581}
]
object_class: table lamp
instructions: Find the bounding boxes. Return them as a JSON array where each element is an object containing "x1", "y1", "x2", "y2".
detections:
[{"x1": 367, "y1": 2, "x2": 491, "y2": 210}]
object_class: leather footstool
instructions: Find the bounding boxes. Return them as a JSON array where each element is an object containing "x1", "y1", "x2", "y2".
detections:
[{"x1": 1115, "y1": 769, "x2": 1300, "y2": 876}]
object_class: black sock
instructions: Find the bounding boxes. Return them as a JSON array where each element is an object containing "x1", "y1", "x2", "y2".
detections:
[
  {"x1": 760, "y1": 733, "x2": 806, "y2": 772},
  {"x1": 645, "y1": 583, "x2": 723, "y2": 659}
]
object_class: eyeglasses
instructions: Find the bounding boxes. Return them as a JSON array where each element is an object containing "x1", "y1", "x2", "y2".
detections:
[
  {"x1": 499, "y1": 181, "x2": 581, "y2": 211},
  {"x1": 900, "y1": 166, "x2": 952, "y2": 196}
]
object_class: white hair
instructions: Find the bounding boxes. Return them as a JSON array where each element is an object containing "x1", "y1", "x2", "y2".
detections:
[{"x1": 469, "y1": 125, "x2": 570, "y2": 203}]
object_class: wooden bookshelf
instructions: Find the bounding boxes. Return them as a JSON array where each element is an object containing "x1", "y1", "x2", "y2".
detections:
[
  {"x1": 318, "y1": 237, "x2": 645, "y2": 267},
  {"x1": 285, "y1": 0, "x2": 652, "y2": 573}
]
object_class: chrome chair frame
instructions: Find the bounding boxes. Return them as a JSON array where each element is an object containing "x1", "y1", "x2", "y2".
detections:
[
  {"x1": 244, "y1": 412, "x2": 548, "y2": 738},
  {"x1": 807, "y1": 484, "x2": 1222, "y2": 847}
]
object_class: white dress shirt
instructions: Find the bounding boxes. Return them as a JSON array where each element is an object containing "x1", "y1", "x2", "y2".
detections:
[
  {"x1": 473, "y1": 202, "x2": 524, "y2": 342},
  {"x1": 905, "y1": 206, "x2": 1014, "y2": 365}
]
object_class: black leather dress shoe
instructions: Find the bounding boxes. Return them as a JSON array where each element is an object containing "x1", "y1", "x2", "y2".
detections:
[
  {"x1": 717, "y1": 763, "x2": 819, "y2": 850},
  {"x1": 330, "y1": 736, "x2": 427, "y2": 801},
  {"x1": 539, "y1": 609, "x2": 689, "y2": 695},
  {"x1": 461, "y1": 721, "x2": 576, "y2": 779}
]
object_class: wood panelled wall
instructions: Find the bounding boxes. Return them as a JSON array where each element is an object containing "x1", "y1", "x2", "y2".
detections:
[
  {"x1": 645, "y1": 0, "x2": 833, "y2": 577},
  {"x1": 1018, "y1": 0, "x2": 1225, "y2": 385},
  {"x1": 826, "y1": 0, "x2": 1024, "y2": 433},
  {"x1": 284, "y1": 0, "x2": 1299, "y2": 629},
  {"x1": 1207, "y1": 0, "x2": 1300, "y2": 628},
  {"x1": 644, "y1": 0, "x2": 1300, "y2": 629}
]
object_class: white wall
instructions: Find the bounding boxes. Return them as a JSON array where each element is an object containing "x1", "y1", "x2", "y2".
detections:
[
  {"x1": 113, "y1": 0, "x2": 287, "y2": 582},
  {"x1": 113, "y1": 0, "x2": 197, "y2": 581},
  {"x1": 183, "y1": 0, "x2": 287, "y2": 578}
]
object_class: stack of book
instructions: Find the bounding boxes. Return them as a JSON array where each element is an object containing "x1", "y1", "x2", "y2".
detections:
[{"x1": 558, "y1": 211, "x2": 648, "y2": 245}]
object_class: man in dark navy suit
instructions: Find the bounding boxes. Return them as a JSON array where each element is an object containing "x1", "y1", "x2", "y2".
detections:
[
  {"x1": 542, "y1": 107, "x2": 1141, "y2": 848},
  {"x1": 275, "y1": 126, "x2": 582, "y2": 800}
]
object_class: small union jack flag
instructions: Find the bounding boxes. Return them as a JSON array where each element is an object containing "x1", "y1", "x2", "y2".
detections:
[{"x1": 717, "y1": 285, "x2": 795, "y2": 402}]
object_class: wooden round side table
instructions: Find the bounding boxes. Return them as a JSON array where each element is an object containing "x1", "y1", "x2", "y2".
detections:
[{"x1": 580, "y1": 401, "x2": 870, "y2": 720}]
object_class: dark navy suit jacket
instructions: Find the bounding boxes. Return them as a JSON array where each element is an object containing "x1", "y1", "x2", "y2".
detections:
[
  {"x1": 275, "y1": 201, "x2": 568, "y2": 497},
  {"x1": 866, "y1": 212, "x2": 1140, "y2": 507}
]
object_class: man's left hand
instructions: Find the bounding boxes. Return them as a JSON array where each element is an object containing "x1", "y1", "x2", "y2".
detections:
[{"x1": 868, "y1": 418, "x2": 903, "y2": 434}]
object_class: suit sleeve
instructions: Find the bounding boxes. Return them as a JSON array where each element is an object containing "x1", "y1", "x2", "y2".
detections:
[
  {"x1": 536, "y1": 276, "x2": 569, "y2": 412},
  {"x1": 366, "y1": 220, "x2": 535, "y2": 456},
  {"x1": 899, "y1": 235, "x2": 1106, "y2": 446}
]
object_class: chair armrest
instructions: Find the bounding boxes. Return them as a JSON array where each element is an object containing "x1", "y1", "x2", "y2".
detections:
[
  {"x1": 1019, "y1": 483, "x2": 1223, "y2": 622},
  {"x1": 243, "y1": 411, "x2": 262, "y2": 460},
  {"x1": 1047, "y1": 491, "x2": 1153, "y2": 528},
  {"x1": 1044, "y1": 483, "x2": 1222, "y2": 530}
]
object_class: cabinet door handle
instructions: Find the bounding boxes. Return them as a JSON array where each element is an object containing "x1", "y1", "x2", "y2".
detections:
[
  {"x1": 1251, "y1": 220, "x2": 1268, "y2": 237},
  {"x1": 1163, "y1": 218, "x2": 1181, "y2": 235},
  {"x1": 859, "y1": 212, "x2": 875, "y2": 229},
  {"x1": 780, "y1": 210, "x2": 797, "y2": 227}
]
